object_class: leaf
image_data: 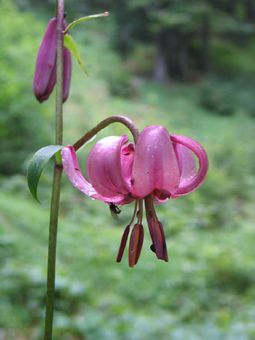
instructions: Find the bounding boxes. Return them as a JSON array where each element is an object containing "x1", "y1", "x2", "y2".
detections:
[
  {"x1": 64, "y1": 12, "x2": 109, "y2": 33},
  {"x1": 27, "y1": 145, "x2": 63, "y2": 202},
  {"x1": 64, "y1": 34, "x2": 89, "y2": 75}
]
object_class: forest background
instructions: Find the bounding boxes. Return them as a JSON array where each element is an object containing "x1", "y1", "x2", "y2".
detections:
[{"x1": 0, "y1": 0, "x2": 255, "y2": 339}]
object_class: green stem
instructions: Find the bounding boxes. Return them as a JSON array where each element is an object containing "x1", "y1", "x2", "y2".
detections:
[{"x1": 44, "y1": 0, "x2": 64, "y2": 339}]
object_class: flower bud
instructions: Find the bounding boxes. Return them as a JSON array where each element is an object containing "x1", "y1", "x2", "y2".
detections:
[{"x1": 33, "y1": 18, "x2": 72, "y2": 103}]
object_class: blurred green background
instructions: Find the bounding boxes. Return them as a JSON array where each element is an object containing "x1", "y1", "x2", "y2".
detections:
[{"x1": 1, "y1": 0, "x2": 255, "y2": 339}]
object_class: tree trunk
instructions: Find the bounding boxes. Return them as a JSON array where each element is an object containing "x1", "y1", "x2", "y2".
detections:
[
  {"x1": 225, "y1": 0, "x2": 237, "y2": 14},
  {"x1": 153, "y1": 34, "x2": 169, "y2": 83},
  {"x1": 200, "y1": 14, "x2": 210, "y2": 72},
  {"x1": 179, "y1": 41, "x2": 189, "y2": 78},
  {"x1": 168, "y1": 30, "x2": 180, "y2": 78},
  {"x1": 245, "y1": 0, "x2": 255, "y2": 22}
]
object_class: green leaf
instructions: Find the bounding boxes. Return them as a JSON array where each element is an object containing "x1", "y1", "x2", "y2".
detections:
[
  {"x1": 64, "y1": 12, "x2": 109, "y2": 33},
  {"x1": 27, "y1": 145, "x2": 63, "y2": 202},
  {"x1": 64, "y1": 34, "x2": 89, "y2": 75}
]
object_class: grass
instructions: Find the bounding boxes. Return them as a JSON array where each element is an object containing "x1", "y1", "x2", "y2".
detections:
[{"x1": 1, "y1": 183, "x2": 255, "y2": 339}]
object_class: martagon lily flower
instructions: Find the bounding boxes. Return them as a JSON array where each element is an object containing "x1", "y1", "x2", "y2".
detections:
[
  {"x1": 61, "y1": 125, "x2": 208, "y2": 267},
  {"x1": 33, "y1": 17, "x2": 72, "y2": 103}
]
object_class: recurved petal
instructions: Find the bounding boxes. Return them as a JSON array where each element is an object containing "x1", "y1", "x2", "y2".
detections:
[
  {"x1": 131, "y1": 126, "x2": 180, "y2": 199},
  {"x1": 87, "y1": 136, "x2": 134, "y2": 198},
  {"x1": 33, "y1": 17, "x2": 57, "y2": 102},
  {"x1": 121, "y1": 143, "x2": 134, "y2": 186},
  {"x1": 63, "y1": 46, "x2": 72, "y2": 102},
  {"x1": 170, "y1": 135, "x2": 209, "y2": 197},
  {"x1": 61, "y1": 146, "x2": 130, "y2": 205},
  {"x1": 61, "y1": 145, "x2": 99, "y2": 199},
  {"x1": 174, "y1": 143, "x2": 196, "y2": 184}
]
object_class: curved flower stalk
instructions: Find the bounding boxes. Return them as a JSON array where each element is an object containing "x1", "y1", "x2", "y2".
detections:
[
  {"x1": 62, "y1": 125, "x2": 208, "y2": 267},
  {"x1": 33, "y1": 17, "x2": 72, "y2": 103}
]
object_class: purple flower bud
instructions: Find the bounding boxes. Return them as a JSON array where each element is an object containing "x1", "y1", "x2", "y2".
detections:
[
  {"x1": 33, "y1": 18, "x2": 57, "y2": 102},
  {"x1": 33, "y1": 18, "x2": 72, "y2": 103}
]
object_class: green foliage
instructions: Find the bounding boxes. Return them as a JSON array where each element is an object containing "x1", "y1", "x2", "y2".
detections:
[
  {"x1": 0, "y1": 0, "x2": 52, "y2": 175},
  {"x1": 1, "y1": 2, "x2": 255, "y2": 339},
  {"x1": 127, "y1": 44, "x2": 155, "y2": 77},
  {"x1": 1, "y1": 171, "x2": 255, "y2": 339},
  {"x1": 27, "y1": 145, "x2": 63, "y2": 201},
  {"x1": 210, "y1": 39, "x2": 255, "y2": 76},
  {"x1": 199, "y1": 77, "x2": 255, "y2": 117},
  {"x1": 111, "y1": 0, "x2": 255, "y2": 80},
  {"x1": 64, "y1": 34, "x2": 89, "y2": 75},
  {"x1": 107, "y1": 68, "x2": 134, "y2": 98},
  {"x1": 69, "y1": 23, "x2": 136, "y2": 99},
  {"x1": 2, "y1": 72, "x2": 255, "y2": 338}
]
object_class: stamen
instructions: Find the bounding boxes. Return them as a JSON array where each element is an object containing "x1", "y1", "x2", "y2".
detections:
[
  {"x1": 137, "y1": 200, "x2": 143, "y2": 224},
  {"x1": 128, "y1": 201, "x2": 144, "y2": 267},
  {"x1": 116, "y1": 200, "x2": 138, "y2": 263},
  {"x1": 145, "y1": 195, "x2": 168, "y2": 262},
  {"x1": 129, "y1": 200, "x2": 139, "y2": 226},
  {"x1": 158, "y1": 221, "x2": 168, "y2": 261},
  {"x1": 128, "y1": 223, "x2": 144, "y2": 267},
  {"x1": 116, "y1": 224, "x2": 130, "y2": 262}
]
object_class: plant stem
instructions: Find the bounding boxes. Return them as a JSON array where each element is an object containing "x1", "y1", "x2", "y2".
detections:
[
  {"x1": 44, "y1": 0, "x2": 64, "y2": 339},
  {"x1": 73, "y1": 115, "x2": 140, "y2": 151},
  {"x1": 55, "y1": 0, "x2": 64, "y2": 145}
]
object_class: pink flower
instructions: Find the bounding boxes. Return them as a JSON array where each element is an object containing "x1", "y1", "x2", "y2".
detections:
[
  {"x1": 33, "y1": 18, "x2": 72, "y2": 103},
  {"x1": 62, "y1": 125, "x2": 208, "y2": 267}
]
